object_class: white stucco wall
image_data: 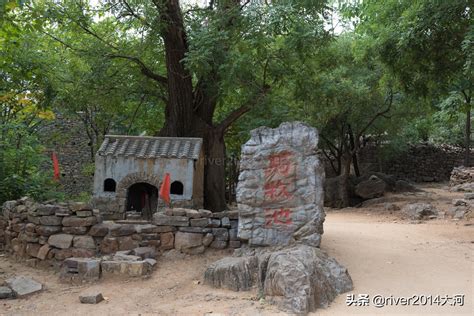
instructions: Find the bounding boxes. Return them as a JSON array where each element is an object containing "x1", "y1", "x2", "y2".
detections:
[{"x1": 93, "y1": 155, "x2": 195, "y2": 201}]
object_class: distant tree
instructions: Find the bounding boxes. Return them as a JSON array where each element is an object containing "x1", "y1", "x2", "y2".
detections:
[{"x1": 355, "y1": 0, "x2": 473, "y2": 164}]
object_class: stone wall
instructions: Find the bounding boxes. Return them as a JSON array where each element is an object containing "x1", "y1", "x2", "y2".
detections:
[
  {"x1": 324, "y1": 143, "x2": 474, "y2": 182},
  {"x1": 39, "y1": 113, "x2": 94, "y2": 197},
  {"x1": 0, "y1": 198, "x2": 240, "y2": 266}
]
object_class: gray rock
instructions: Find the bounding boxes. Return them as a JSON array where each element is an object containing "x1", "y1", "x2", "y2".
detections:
[
  {"x1": 384, "y1": 203, "x2": 400, "y2": 211},
  {"x1": 237, "y1": 122, "x2": 325, "y2": 246},
  {"x1": 39, "y1": 215, "x2": 62, "y2": 226},
  {"x1": 453, "y1": 199, "x2": 467, "y2": 206},
  {"x1": 88, "y1": 223, "x2": 111, "y2": 236},
  {"x1": 210, "y1": 240, "x2": 227, "y2": 249},
  {"x1": 190, "y1": 218, "x2": 210, "y2": 227},
  {"x1": 62, "y1": 216, "x2": 97, "y2": 227},
  {"x1": 69, "y1": 202, "x2": 92, "y2": 212},
  {"x1": 63, "y1": 226, "x2": 89, "y2": 235},
  {"x1": 178, "y1": 226, "x2": 211, "y2": 233},
  {"x1": 110, "y1": 224, "x2": 136, "y2": 237},
  {"x1": 229, "y1": 240, "x2": 241, "y2": 248},
  {"x1": 76, "y1": 210, "x2": 93, "y2": 217},
  {"x1": 36, "y1": 244, "x2": 51, "y2": 260},
  {"x1": 152, "y1": 213, "x2": 189, "y2": 227},
  {"x1": 48, "y1": 234, "x2": 74, "y2": 249},
  {"x1": 6, "y1": 276, "x2": 42, "y2": 297},
  {"x1": 185, "y1": 209, "x2": 201, "y2": 219},
  {"x1": 464, "y1": 192, "x2": 474, "y2": 200},
  {"x1": 60, "y1": 258, "x2": 101, "y2": 283},
  {"x1": 204, "y1": 256, "x2": 258, "y2": 291},
  {"x1": 402, "y1": 203, "x2": 438, "y2": 220},
  {"x1": 202, "y1": 233, "x2": 214, "y2": 247},
  {"x1": 204, "y1": 244, "x2": 352, "y2": 314},
  {"x1": 174, "y1": 232, "x2": 204, "y2": 254},
  {"x1": 355, "y1": 175, "x2": 386, "y2": 199},
  {"x1": 212, "y1": 228, "x2": 229, "y2": 241},
  {"x1": 36, "y1": 205, "x2": 58, "y2": 216},
  {"x1": 79, "y1": 292, "x2": 104, "y2": 304},
  {"x1": 221, "y1": 217, "x2": 231, "y2": 228},
  {"x1": 0, "y1": 286, "x2": 14, "y2": 299},
  {"x1": 198, "y1": 209, "x2": 213, "y2": 218},
  {"x1": 55, "y1": 207, "x2": 72, "y2": 217},
  {"x1": 73, "y1": 235, "x2": 96, "y2": 249},
  {"x1": 132, "y1": 247, "x2": 156, "y2": 259},
  {"x1": 35, "y1": 225, "x2": 62, "y2": 236},
  {"x1": 207, "y1": 219, "x2": 221, "y2": 228},
  {"x1": 394, "y1": 180, "x2": 417, "y2": 192}
]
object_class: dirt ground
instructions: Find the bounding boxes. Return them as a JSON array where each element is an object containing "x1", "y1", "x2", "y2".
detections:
[{"x1": 0, "y1": 185, "x2": 473, "y2": 316}]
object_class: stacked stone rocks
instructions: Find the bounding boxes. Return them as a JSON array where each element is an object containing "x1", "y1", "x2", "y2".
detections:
[
  {"x1": 153, "y1": 208, "x2": 240, "y2": 254},
  {"x1": 1, "y1": 198, "x2": 241, "y2": 266},
  {"x1": 353, "y1": 143, "x2": 473, "y2": 183},
  {"x1": 2, "y1": 198, "x2": 100, "y2": 264},
  {"x1": 450, "y1": 166, "x2": 474, "y2": 186}
]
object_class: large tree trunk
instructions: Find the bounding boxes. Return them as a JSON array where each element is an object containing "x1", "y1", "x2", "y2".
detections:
[
  {"x1": 203, "y1": 128, "x2": 227, "y2": 211},
  {"x1": 158, "y1": 0, "x2": 194, "y2": 137}
]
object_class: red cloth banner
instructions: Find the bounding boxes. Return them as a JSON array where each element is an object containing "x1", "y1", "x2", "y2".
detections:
[
  {"x1": 159, "y1": 173, "x2": 171, "y2": 205},
  {"x1": 51, "y1": 152, "x2": 60, "y2": 181}
]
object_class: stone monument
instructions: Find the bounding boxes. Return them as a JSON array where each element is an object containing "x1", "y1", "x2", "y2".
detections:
[
  {"x1": 204, "y1": 122, "x2": 353, "y2": 314},
  {"x1": 237, "y1": 121, "x2": 325, "y2": 246}
]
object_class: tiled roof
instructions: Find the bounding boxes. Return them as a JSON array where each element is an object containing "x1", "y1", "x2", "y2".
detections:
[{"x1": 97, "y1": 135, "x2": 202, "y2": 160}]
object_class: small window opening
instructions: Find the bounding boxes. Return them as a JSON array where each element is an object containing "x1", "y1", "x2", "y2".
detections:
[
  {"x1": 170, "y1": 181, "x2": 184, "y2": 195},
  {"x1": 104, "y1": 178, "x2": 116, "y2": 192}
]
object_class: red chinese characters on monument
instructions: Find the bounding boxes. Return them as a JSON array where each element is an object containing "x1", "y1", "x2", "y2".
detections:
[
  {"x1": 263, "y1": 151, "x2": 296, "y2": 227},
  {"x1": 265, "y1": 208, "x2": 293, "y2": 227}
]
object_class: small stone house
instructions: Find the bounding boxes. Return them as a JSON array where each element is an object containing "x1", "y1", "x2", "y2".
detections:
[{"x1": 92, "y1": 135, "x2": 204, "y2": 220}]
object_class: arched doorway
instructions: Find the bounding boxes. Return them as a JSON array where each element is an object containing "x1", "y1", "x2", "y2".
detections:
[{"x1": 126, "y1": 182, "x2": 158, "y2": 220}]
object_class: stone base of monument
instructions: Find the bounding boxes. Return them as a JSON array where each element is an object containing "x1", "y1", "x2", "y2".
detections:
[
  {"x1": 204, "y1": 244, "x2": 352, "y2": 314},
  {"x1": 204, "y1": 122, "x2": 353, "y2": 314}
]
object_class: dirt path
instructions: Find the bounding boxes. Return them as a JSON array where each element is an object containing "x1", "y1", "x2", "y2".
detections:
[
  {"x1": 319, "y1": 211, "x2": 473, "y2": 316},
  {"x1": 1, "y1": 204, "x2": 473, "y2": 315}
]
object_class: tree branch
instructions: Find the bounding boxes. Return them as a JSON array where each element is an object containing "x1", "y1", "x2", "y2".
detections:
[
  {"x1": 218, "y1": 85, "x2": 270, "y2": 131},
  {"x1": 106, "y1": 54, "x2": 168, "y2": 86},
  {"x1": 356, "y1": 90, "x2": 394, "y2": 141}
]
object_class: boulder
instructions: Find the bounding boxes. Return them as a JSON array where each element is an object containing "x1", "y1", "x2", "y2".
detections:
[
  {"x1": 204, "y1": 256, "x2": 259, "y2": 291},
  {"x1": 402, "y1": 203, "x2": 438, "y2": 220},
  {"x1": 262, "y1": 245, "x2": 353, "y2": 313},
  {"x1": 204, "y1": 244, "x2": 352, "y2": 314},
  {"x1": 355, "y1": 175, "x2": 386, "y2": 199}
]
